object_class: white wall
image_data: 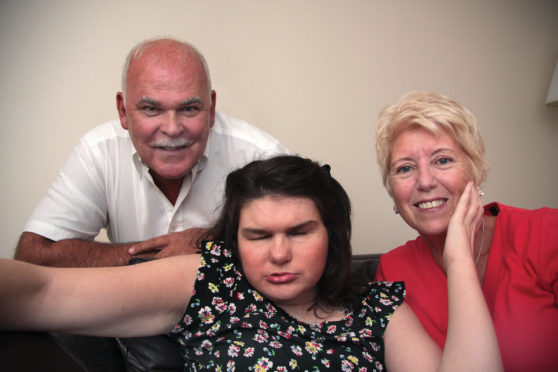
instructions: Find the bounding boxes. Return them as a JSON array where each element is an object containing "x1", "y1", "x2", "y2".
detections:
[{"x1": 1, "y1": 0, "x2": 557, "y2": 258}]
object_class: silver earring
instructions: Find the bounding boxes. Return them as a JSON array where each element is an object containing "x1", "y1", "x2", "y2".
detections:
[
  {"x1": 393, "y1": 205, "x2": 399, "y2": 214},
  {"x1": 477, "y1": 187, "x2": 485, "y2": 197}
]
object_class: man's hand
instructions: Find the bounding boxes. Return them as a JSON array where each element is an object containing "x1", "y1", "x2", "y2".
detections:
[{"x1": 128, "y1": 227, "x2": 208, "y2": 258}]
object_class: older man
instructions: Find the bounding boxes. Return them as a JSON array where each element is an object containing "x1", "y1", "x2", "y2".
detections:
[{"x1": 15, "y1": 38, "x2": 288, "y2": 267}]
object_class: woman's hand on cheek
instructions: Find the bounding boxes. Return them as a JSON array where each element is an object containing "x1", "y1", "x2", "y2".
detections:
[{"x1": 442, "y1": 181, "x2": 483, "y2": 271}]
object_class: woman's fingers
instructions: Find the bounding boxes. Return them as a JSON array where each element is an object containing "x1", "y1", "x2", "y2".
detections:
[
  {"x1": 451, "y1": 181, "x2": 474, "y2": 226},
  {"x1": 464, "y1": 183, "x2": 482, "y2": 228},
  {"x1": 445, "y1": 181, "x2": 483, "y2": 265}
]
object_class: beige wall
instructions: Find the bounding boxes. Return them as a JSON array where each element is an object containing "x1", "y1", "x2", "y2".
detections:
[{"x1": 1, "y1": 0, "x2": 557, "y2": 259}]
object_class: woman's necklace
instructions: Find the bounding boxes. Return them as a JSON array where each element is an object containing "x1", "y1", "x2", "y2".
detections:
[{"x1": 475, "y1": 217, "x2": 485, "y2": 266}]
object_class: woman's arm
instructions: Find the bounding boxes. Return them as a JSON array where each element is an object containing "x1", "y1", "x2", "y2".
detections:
[
  {"x1": 438, "y1": 182, "x2": 502, "y2": 371},
  {"x1": 383, "y1": 302, "x2": 442, "y2": 371},
  {"x1": 0, "y1": 254, "x2": 201, "y2": 337},
  {"x1": 384, "y1": 182, "x2": 502, "y2": 371}
]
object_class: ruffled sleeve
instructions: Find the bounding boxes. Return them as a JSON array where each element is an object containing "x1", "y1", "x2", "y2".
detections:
[{"x1": 356, "y1": 281, "x2": 406, "y2": 334}]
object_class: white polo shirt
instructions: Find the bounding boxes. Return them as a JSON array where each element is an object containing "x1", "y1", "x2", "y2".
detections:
[{"x1": 24, "y1": 112, "x2": 289, "y2": 243}]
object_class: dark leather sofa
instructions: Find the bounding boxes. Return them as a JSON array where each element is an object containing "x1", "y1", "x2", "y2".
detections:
[{"x1": 0, "y1": 254, "x2": 381, "y2": 372}]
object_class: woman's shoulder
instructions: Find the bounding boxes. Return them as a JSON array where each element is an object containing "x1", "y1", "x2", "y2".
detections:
[
  {"x1": 199, "y1": 241, "x2": 235, "y2": 264},
  {"x1": 488, "y1": 202, "x2": 558, "y2": 238},
  {"x1": 360, "y1": 281, "x2": 406, "y2": 310},
  {"x1": 487, "y1": 201, "x2": 558, "y2": 220},
  {"x1": 365, "y1": 280, "x2": 405, "y2": 296},
  {"x1": 195, "y1": 240, "x2": 243, "y2": 284},
  {"x1": 349, "y1": 281, "x2": 406, "y2": 333}
]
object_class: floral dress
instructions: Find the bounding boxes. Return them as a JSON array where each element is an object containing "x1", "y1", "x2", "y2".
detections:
[{"x1": 169, "y1": 241, "x2": 405, "y2": 371}]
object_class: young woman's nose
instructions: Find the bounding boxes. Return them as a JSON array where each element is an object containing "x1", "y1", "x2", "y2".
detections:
[{"x1": 268, "y1": 236, "x2": 292, "y2": 264}]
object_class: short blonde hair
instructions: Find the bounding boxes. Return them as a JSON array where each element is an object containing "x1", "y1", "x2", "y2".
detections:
[{"x1": 375, "y1": 91, "x2": 488, "y2": 195}]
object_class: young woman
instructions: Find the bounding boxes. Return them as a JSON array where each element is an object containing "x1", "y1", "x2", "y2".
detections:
[{"x1": 0, "y1": 155, "x2": 501, "y2": 371}]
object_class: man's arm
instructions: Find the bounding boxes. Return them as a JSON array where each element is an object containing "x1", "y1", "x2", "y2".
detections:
[
  {"x1": 15, "y1": 228, "x2": 206, "y2": 267},
  {"x1": 15, "y1": 232, "x2": 138, "y2": 267}
]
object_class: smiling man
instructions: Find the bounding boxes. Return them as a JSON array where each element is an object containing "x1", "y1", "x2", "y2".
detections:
[{"x1": 15, "y1": 38, "x2": 288, "y2": 267}]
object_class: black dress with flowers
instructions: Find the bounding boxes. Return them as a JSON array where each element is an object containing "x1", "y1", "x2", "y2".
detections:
[{"x1": 169, "y1": 241, "x2": 405, "y2": 371}]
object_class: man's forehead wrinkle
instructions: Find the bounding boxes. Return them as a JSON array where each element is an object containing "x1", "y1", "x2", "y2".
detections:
[
  {"x1": 134, "y1": 48, "x2": 198, "y2": 74},
  {"x1": 137, "y1": 97, "x2": 160, "y2": 106},
  {"x1": 181, "y1": 97, "x2": 203, "y2": 106},
  {"x1": 129, "y1": 61, "x2": 208, "y2": 94},
  {"x1": 135, "y1": 96, "x2": 204, "y2": 108}
]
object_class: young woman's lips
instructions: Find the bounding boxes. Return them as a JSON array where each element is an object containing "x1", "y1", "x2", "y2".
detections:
[{"x1": 267, "y1": 273, "x2": 297, "y2": 284}]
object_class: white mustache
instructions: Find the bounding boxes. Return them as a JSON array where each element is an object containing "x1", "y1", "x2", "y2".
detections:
[{"x1": 152, "y1": 138, "x2": 193, "y2": 149}]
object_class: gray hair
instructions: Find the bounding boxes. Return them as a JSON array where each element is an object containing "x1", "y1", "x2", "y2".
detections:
[{"x1": 120, "y1": 38, "x2": 212, "y2": 99}]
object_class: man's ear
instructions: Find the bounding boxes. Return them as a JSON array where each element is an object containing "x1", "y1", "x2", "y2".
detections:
[
  {"x1": 209, "y1": 90, "x2": 217, "y2": 128},
  {"x1": 116, "y1": 92, "x2": 128, "y2": 130}
]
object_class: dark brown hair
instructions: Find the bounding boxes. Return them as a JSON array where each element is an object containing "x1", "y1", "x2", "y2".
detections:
[{"x1": 205, "y1": 155, "x2": 360, "y2": 310}]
